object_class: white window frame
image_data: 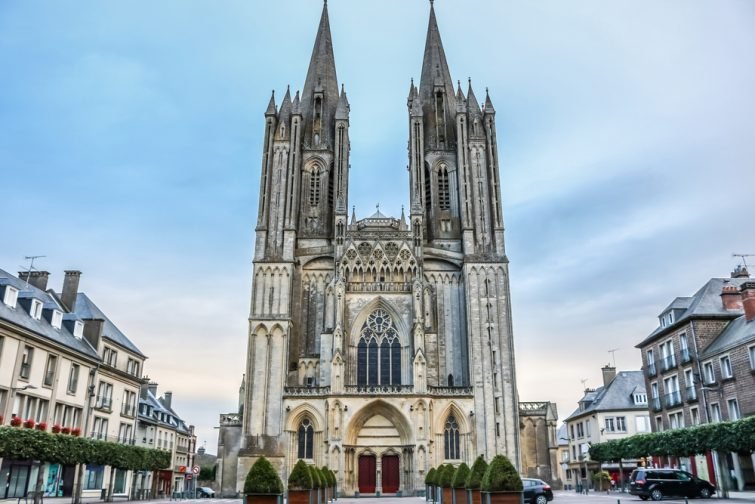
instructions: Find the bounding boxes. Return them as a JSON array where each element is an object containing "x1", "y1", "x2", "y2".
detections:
[
  {"x1": 73, "y1": 320, "x2": 84, "y2": 338},
  {"x1": 703, "y1": 361, "x2": 716, "y2": 384},
  {"x1": 690, "y1": 407, "x2": 700, "y2": 426},
  {"x1": 719, "y1": 355, "x2": 733, "y2": 379},
  {"x1": 749, "y1": 345, "x2": 755, "y2": 371},
  {"x1": 616, "y1": 416, "x2": 627, "y2": 432},
  {"x1": 30, "y1": 299, "x2": 43, "y2": 320},
  {"x1": 727, "y1": 398, "x2": 741, "y2": 421},
  {"x1": 710, "y1": 402, "x2": 722, "y2": 422},
  {"x1": 51, "y1": 309, "x2": 63, "y2": 329},
  {"x1": 668, "y1": 410, "x2": 684, "y2": 430},
  {"x1": 3, "y1": 286, "x2": 19, "y2": 308}
]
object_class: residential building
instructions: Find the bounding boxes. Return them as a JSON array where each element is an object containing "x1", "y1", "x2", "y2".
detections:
[
  {"x1": 136, "y1": 383, "x2": 197, "y2": 498},
  {"x1": 0, "y1": 268, "x2": 147, "y2": 499},
  {"x1": 635, "y1": 266, "x2": 755, "y2": 490},
  {"x1": 216, "y1": 2, "x2": 538, "y2": 496},
  {"x1": 563, "y1": 366, "x2": 650, "y2": 490}
]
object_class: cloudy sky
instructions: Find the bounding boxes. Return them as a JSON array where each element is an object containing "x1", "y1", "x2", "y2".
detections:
[{"x1": 2, "y1": 0, "x2": 754, "y2": 453}]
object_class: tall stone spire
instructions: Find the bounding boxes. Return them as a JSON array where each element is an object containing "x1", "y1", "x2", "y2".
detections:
[
  {"x1": 300, "y1": 1, "x2": 339, "y2": 148},
  {"x1": 418, "y1": 1, "x2": 456, "y2": 149}
]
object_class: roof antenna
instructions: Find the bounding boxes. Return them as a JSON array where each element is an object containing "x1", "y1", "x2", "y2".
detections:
[
  {"x1": 608, "y1": 348, "x2": 618, "y2": 368},
  {"x1": 580, "y1": 378, "x2": 588, "y2": 390},
  {"x1": 20, "y1": 255, "x2": 46, "y2": 289},
  {"x1": 733, "y1": 253, "x2": 754, "y2": 269}
]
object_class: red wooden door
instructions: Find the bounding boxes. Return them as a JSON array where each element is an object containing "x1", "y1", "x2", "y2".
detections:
[
  {"x1": 358, "y1": 455, "x2": 376, "y2": 493},
  {"x1": 381, "y1": 455, "x2": 400, "y2": 493}
]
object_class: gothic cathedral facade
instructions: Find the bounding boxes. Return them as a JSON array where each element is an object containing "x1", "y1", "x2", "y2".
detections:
[{"x1": 217, "y1": 3, "x2": 524, "y2": 496}]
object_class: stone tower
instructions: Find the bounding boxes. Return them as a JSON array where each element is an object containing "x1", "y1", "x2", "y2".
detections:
[{"x1": 220, "y1": 2, "x2": 520, "y2": 496}]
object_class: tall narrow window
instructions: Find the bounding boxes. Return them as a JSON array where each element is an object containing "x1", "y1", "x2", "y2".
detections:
[
  {"x1": 298, "y1": 418, "x2": 314, "y2": 459},
  {"x1": 438, "y1": 166, "x2": 450, "y2": 210},
  {"x1": 44, "y1": 355, "x2": 57, "y2": 387},
  {"x1": 444, "y1": 415, "x2": 460, "y2": 460},
  {"x1": 309, "y1": 167, "x2": 321, "y2": 206},
  {"x1": 356, "y1": 309, "x2": 402, "y2": 386}
]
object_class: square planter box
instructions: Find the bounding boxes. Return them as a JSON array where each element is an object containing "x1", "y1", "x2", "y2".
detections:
[
  {"x1": 467, "y1": 489, "x2": 482, "y2": 504},
  {"x1": 482, "y1": 491, "x2": 523, "y2": 504},
  {"x1": 245, "y1": 494, "x2": 282, "y2": 504},
  {"x1": 287, "y1": 489, "x2": 311, "y2": 504},
  {"x1": 443, "y1": 487, "x2": 453, "y2": 504},
  {"x1": 453, "y1": 488, "x2": 467, "y2": 504}
]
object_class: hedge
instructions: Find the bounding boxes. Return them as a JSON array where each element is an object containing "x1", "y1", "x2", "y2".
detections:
[
  {"x1": 451, "y1": 463, "x2": 470, "y2": 489},
  {"x1": 0, "y1": 427, "x2": 170, "y2": 470},
  {"x1": 589, "y1": 416, "x2": 755, "y2": 462}
]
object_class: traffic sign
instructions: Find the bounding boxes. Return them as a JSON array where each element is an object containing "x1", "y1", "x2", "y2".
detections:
[
  {"x1": 192, "y1": 466, "x2": 200, "y2": 475},
  {"x1": 179, "y1": 466, "x2": 187, "y2": 473},
  {"x1": 187, "y1": 474, "x2": 193, "y2": 480}
]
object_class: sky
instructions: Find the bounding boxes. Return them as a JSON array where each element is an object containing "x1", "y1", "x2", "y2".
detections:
[{"x1": 1, "y1": 0, "x2": 754, "y2": 454}]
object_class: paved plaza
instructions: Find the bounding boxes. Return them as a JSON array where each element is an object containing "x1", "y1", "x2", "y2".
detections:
[{"x1": 6, "y1": 491, "x2": 755, "y2": 504}]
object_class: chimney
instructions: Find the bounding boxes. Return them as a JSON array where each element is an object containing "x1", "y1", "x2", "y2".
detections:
[
  {"x1": 148, "y1": 382, "x2": 158, "y2": 398},
  {"x1": 19, "y1": 271, "x2": 50, "y2": 291},
  {"x1": 741, "y1": 282, "x2": 755, "y2": 322},
  {"x1": 163, "y1": 391, "x2": 173, "y2": 409},
  {"x1": 82, "y1": 318, "x2": 104, "y2": 351},
  {"x1": 601, "y1": 365, "x2": 617, "y2": 386},
  {"x1": 140, "y1": 382, "x2": 150, "y2": 400},
  {"x1": 61, "y1": 270, "x2": 81, "y2": 312},
  {"x1": 721, "y1": 282, "x2": 743, "y2": 310},
  {"x1": 731, "y1": 265, "x2": 750, "y2": 279}
]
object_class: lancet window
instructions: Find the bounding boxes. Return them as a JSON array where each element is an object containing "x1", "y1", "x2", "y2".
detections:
[
  {"x1": 444, "y1": 415, "x2": 460, "y2": 460},
  {"x1": 297, "y1": 418, "x2": 314, "y2": 459},
  {"x1": 356, "y1": 309, "x2": 401, "y2": 386}
]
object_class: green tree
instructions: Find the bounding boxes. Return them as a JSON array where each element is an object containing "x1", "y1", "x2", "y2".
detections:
[
  {"x1": 480, "y1": 455, "x2": 522, "y2": 492},
  {"x1": 244, "y1": 457, "x2": 283, "y2": 494}
]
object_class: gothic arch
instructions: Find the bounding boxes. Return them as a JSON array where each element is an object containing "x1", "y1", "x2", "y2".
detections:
[
  {"x1": 285, "y1": 404, "x2": 325, "y2": 433},
  {"x1": 433, "y1": 402, "x2": 470, "y2": 434},
  {"x1": 349, "y1": 297, "x2": 409, "y2": 344},
  {"x1": 344, "y1": 399, "x2": 413, "y2": 446}
]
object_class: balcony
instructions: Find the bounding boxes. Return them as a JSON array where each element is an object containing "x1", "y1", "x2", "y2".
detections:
[
  {"x1": 283, "y1": 386, "x2": 331, "y2": 397},
  {"x1": 664, "y1": 391, "x2": 682, "y2": 408},
  {"x1": 680, "y1": 348, "x2": 693, "y2": 364},
  {"x1": 651, "y1": 397, "x2": 662, "y2": 412},
  {"x1": 344, "y1": 384, "x2": 415, "y2": 395},
  {"x1": 684, "y1": 386, "x2": 698, "y2": 402},
  {"x1": 94, "y1": 397, "x2": 113, "y2": 412},
  {"x1": 121, "y1": 404, "x2": 136, "y2": 418},
  {"x1": 660, "y1": 355, "x2": 677, "y2": 372},
  {"x1": 428, "y1": 386, "x2": 474, "y2": 396},
  {"x1": 646, "y1": 363, "x2": 657, "y2": 378},
  {"x1": 346, "y1": 282, "x2": 412, "y2": 293}
]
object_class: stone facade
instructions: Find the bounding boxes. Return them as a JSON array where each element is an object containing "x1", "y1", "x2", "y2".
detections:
[{"x1": 217, "y1": 3, "x2": 524, "y2": 496}]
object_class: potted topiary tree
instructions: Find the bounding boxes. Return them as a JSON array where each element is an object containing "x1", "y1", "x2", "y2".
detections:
[
  {"x1": 480, "y1": 455, "x2": 522, "y2": 504},
  {"x1": 452, "y1": 463, "x2": 470, "y2": 504},
  {"x1": 466, "y1": 456, "x2": 488, "y2": 504},
  {"x1": 244, "y1": 457, "x2": 283, "y2": 504},
  {"x1": 425, "y1": 467, "x2": 437, "y2": 502},
  {"x1": 439, "y1": 464, "x2": 456, "y2": 504},
  {"x1": 310, "y1": 465, "x2": 323, "y2": 504},
  {"x1": 288, "y1": 460, "x2": 313, "y2": 504}
]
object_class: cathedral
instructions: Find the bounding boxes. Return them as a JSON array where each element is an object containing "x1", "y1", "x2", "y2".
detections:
[{"x1": 216, "y1": 2, "x2": 558, "y2": 496}]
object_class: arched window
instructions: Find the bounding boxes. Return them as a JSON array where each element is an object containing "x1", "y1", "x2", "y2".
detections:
[
  {"x1": 444, "y1": 415, "x2": 460, "y2": 460},
  {"x1": 298, "y1": 418, "x2": 314, "y2": 459},
  {"x1": 438, "y1": 165, "x2": 450, "y2": 210},
  {"x1": 356, "y1": 309, "x2": 402, "y2": 386},
  {"x1": 309, "y1": 167, "x2": 321, "y2": 206},
  {"x1": 448, "y1": 374, "x2": 454, "y2": 387}
]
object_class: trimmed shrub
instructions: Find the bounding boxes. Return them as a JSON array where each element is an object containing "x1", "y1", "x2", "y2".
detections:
[
  {"x1": 425, "y1": 467, "x2": 437, "y2": 485},
  {"x1": 288, "y1": 460, "x2": 313, "y2": 491},
  {"x1": 244, "y1": 457, "x2": 283, "y2": 495},
  {"x1": 451, "y1": 463, "x2": 470, "y2": 489},
  {"x1": 480, "y1": 455, "x2": 522, "y2": 492},
  {"x1": 310, "y1": 466, "x2": 323, "y2": 489},
  {"x1": 438, "y1": 464, "x2": 456, "y2": 488},
  {"x1": 466, "y1": 456, "x2": 487, "y2": 490}
]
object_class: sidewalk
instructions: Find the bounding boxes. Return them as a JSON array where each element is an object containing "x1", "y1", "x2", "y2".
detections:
[{"x1": 554, "y1": 488, "x2": 755, "y2": 501}]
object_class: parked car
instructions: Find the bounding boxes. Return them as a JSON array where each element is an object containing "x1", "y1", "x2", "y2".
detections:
[
  {"x1": 628, "y1": 468, "x2": 715, "y2": 501},
  {"x1": 197, "y1": 487, "x2": 215, "y2": 498},
  {"x1": 522, "y1": 478, "x2": 553, "y2": 504}
]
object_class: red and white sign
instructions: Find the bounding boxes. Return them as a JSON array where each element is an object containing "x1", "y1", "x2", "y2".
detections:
[{"x1": 192, "y1": 466, "x2": 200, "y2": 475}]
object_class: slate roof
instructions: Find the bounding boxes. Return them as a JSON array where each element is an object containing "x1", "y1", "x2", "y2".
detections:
[
  {"x1": 564, "y1": 371, "x2": 647, "y2": 421},
  {"x1": 139, "y1": 388, "x2": 190, "y2": 433},
  {"x1": 701, "y1": 315, "x2": 755, "y2": 358},
  {"x1": 637, "y1": 277, "x2": 748, "y2": 347},
  {"x1": 0, "y1": 268, "x2": 99, "y2": 359},
  {"x1": 70, "y1": 292, "x2": 145, "y2": 357}
]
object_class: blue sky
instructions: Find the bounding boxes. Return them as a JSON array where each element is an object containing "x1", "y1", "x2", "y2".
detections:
[{"x1": 2, "y1": 0, "x2": 754, "y2": 453}]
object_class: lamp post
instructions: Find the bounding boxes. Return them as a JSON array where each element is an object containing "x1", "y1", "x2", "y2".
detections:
[{"x1": 73, "y1": 369, "x2": 97, "y2": 504}]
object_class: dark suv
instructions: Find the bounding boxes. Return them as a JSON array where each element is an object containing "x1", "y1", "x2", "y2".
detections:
[
  {"x1": 521, "y1": 478, "x2": 553, "y2": 504},
  {"x1": 629, "y1": 468, "x2": 715, "y2": 501}
]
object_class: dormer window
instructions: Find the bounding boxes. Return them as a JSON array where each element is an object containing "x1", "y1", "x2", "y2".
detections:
[
  {"x1": 3, "y1": 286, "x2": 19, "y2": 308},
  {"x1": 659, "y1": 311, "x2": 674, "y2": 328},
  {"x1": 633, "y1": 393, "x2": 647, "y2": 405},
  {"x1": 73, "y1": 320, "x2": 84, "y2": 338},
  {"x1": 51, "y1": 310, "x2": 63, "y2": 330},
  {"x1": 30, "y1": 299, "x2": 43, "y2": 320}
]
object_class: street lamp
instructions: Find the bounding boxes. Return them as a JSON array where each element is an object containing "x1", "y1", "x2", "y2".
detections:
[
  {"x1": 73, "y1": 369, "x2": 98, "y2": 504},
  {"x1": 7, "y1": 384, "x2": 38, "y2": 420}
]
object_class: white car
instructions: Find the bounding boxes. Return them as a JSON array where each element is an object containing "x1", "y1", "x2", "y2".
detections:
[{"x1": 197, "y1": 487, "x2": 215, "y2": 498}]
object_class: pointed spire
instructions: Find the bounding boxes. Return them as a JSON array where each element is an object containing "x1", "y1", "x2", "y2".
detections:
[
  {"x1": 484, "y1": 87, "x2": 496, "y2": 114},
  {"x1": 419, "y1": 1, "x2": 455, "y2": 104},
  {"x1": 277, "y1": 86, "x2": 293, "y2": 128},
  {"x1": 265, "y1": 90, "x2": 277, "y2": 116},
  {"x1": 456, "y1": 79, "x2": 466, "y2": 112},
  {"x1": 350, "y1": 206, "x2": 357, "y2": 225},
  {"x1": 301, "y1": 0, "x2": 339, "y2": 143},
  {"x1": 292, "y1": 90, "x2": 301, "y2": 115},
  {"x1": 467, "y1": 78, "x2": 482, "y2": 117},
  {"x1": 335, "y1": 84, "x2": 350, "y2": 120}
]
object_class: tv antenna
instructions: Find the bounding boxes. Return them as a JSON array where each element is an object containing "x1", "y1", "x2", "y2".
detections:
[
  {"x1": 608, "y1": 348, "x2": 619, "y2": 367},
  {"x1": 20, "y1": 255, "x2": 46, "y2": 288},
  {"x1": 733, "y1": 253, "x2": 754, "y2": 269},
  {"x1": 580, "y1": 378, "x2": 588, "y2": 390}
]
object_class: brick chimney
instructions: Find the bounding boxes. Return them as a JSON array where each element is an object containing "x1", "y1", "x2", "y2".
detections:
[
  {"x1": 61, "y1": 270, "x2": 81, "y2": 312},
  {"x1": 602, "y1": 365, "x2": 617, "y2": 386},
  {"x1": 721, "y1": 282, "x2": 743, "y2": 310},
  {"x1": 741, "y1": 282, "x2": 755, "y2": 322},
  {"x1": 19, "y1": 271, "x2": 50, "y2": 291}
]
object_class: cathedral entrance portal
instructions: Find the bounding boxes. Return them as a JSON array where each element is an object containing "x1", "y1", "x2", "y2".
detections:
[
  {"x1": 381, "y1": 455, "x2": 400, "y2": 493},
  {"x1": 358, "y1": 455, "x2": 376, "y2": 493}
]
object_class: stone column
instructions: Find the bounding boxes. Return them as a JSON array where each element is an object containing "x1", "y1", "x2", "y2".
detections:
[{"x1": 376, "y1": 455, "x2": 383, "y2": 494}]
